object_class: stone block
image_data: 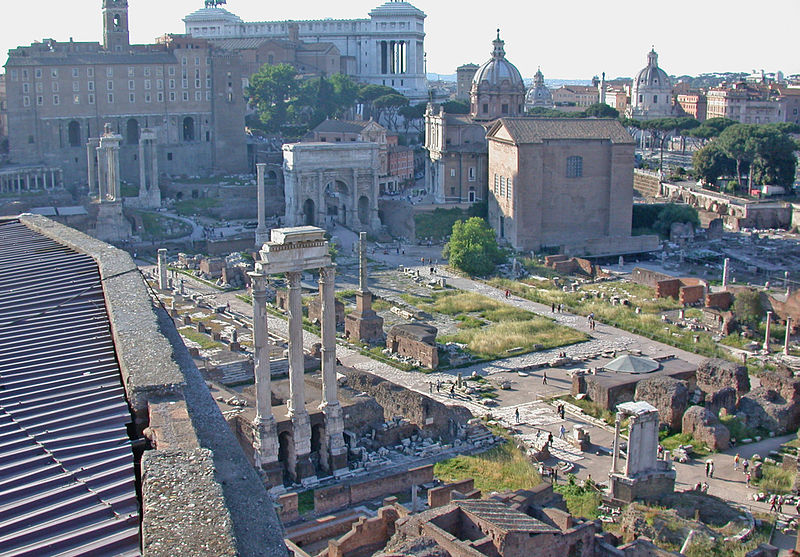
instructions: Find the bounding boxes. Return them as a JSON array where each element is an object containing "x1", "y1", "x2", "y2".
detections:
[
  {"x1": 697, "y1": 358, "x2": 750, "y2": 396},
  {"x1": 634, "y1": 376, "x2": 689, "y2": 431},
  {"x1": 682, "y1": 405, "x2": 730, "y2": 451}
]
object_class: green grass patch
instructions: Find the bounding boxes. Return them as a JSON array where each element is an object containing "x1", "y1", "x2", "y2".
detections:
[
  {"x1": 560, "y1": 395, "x2": 618, "y2": 427},
  {"x1": 120, "y1": 183, "x2": 139, "y2": 197},
  {"x1": 372, "y1": 298, "x2": 392, "y2": 311},
  {"x1": 434, "y1": 440, "x2": 541, "y2": 493},
  {"x1": 719, "y1": 411, "x2": 761, "y2": 442},
  {"x1": 554, "y1": 476, "x2": 602, "y2": 519},
  {"x1": 139, "y1": 212, "x2": 192, "y2": 240},
  {"x1": 414, "y1": 207, "x2": 469, "y2": 242},
  {"x1": 178, "y1": 327, "x2": 222, "y2": 349},
  {"x1": 659, "y1": 432, "x2": 710, "y2": 457},
  {"x1": 297, "y1": 490, "x2": 314, "y2": 515},
  {"x1": 456, "y1": 315, "x2": 485, "y2": 329},
  {"x1": 752, "y1": 463, "x2": 795, "y2": 494},
  {"x1": 175, "y1": 197, "x2": 221, "y2": 216},
  {"x1": 168, "y1": 267, "x2": 230, "y2": 291}
]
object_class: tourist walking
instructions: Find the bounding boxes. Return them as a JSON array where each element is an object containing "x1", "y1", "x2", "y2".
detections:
[
  {"x1": 559, "y1": 425, "x2": 566, "y2": 439},
  {"x1": 542, "y1": 371, "x2": 548, "y2": 385},
  {"x1": 743, "y1": 459, "x2": 750, "y2": 474},
  {"x1": 551, "y1": 303, "x2": 556, "y2": 313},
  {"x1": 734, "y1": 453, "x2": 740, "y2": 471},
  {"x1": 745, "y1": 472, "x2": 751, "y2": 488},
  {"x1": 705, "y1": 460, "x2": 711, "y2": 478},
  {"x1": 515, "y1": 408, "x2": 520, "y2": 424},
  {"x1": 449, "y1": 383, "x2": 455, "y2": 398}
]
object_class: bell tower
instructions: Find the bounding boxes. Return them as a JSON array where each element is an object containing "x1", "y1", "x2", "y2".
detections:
[{"x1": 103, "y1": 0, "x2": 130, "y2": 52}]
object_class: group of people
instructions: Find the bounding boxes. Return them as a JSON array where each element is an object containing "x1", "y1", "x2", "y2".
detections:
[
  {"x1": 551, "y1": 303, "x2": 564, "y2": 313},
  {"x1": 587, "y1": 312, "x2": 597, "y2": 331},
  {"x1": 733, "y1": 453, "x2": 753, "y2": 487}
]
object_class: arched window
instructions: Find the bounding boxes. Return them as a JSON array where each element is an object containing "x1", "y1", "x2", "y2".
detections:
[
  {"x1": 566, "y1": 156, "x2": 583, "y2": 178},
  {"x1": 126, "y1": 118, "x2": 139, "y2": 144},
  {"x1": 67, "y1": 120, "x2": 81, "y2": 147},
  {"x1": 182, "y1": 116, "x2": 195, "y2": 141}
]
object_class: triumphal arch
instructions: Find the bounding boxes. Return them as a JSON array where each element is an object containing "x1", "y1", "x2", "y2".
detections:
[{"x1": 282, "y1": 142, "x2": 382, "y2": 234}]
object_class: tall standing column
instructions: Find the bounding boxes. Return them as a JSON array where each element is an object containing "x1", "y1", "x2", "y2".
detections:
[
  {"x1": 150, "y1": 139, "x2": 160, "y2": 196},
  {"x1": 763, "y1": 311, "x2": 773, "y2": 352},
  {"x1": 157, "y1": 248, "x2": 168, "y2": 290},
  {"x1": 248, "y1": 271, "x2": 282, "y2": 486},
  {"x1": 722, "y1": 258, "x2": 730, "y2": 288},
  {"x1": 611, "y1": 413, "x2": 621, "y2": 475},
  {"x1": 255, "y1": 163, "x2": 269, "y2": 248},
  {"x1": 286, "y1": 271, "x2": 316, "y2": 484},
  {"x1": 96, "y1": 147, "x2": 106, "y2": 201},
  {"x1": 111, "y1": 144, "x2": 121, "y2": 200},
  {"x1": 138, "y1": 138, "x2": 147, "y2": 196},
  {"x1": 785, "y1": 316, "x2": 792, "y2": 356},
  {"x1": 319, "y1": 266, "x2": 347, "y2": 475}
]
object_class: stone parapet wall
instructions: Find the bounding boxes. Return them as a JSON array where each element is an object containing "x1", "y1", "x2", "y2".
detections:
[{"x1": 314, "y1": 465, "x2": 434, "y2": 514}]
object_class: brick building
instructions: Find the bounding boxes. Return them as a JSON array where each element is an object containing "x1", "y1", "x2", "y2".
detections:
[
  {"x1": 706, "y1": 82, "x2": 786, "y2": 124},
  {"x1": 676, "y1": 92, "x2": 707, "y2": 121},
  {"x1": 3, "y1": 0, "x2": 247, "y2": 186},
  {"x1": 552, "y1": 85, "x2": 599, "y2": 111},
  {"x1": 486, "y1": 118, "x2": 658, "y2": 256}
]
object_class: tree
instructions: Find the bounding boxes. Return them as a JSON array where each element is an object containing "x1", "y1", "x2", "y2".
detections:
[
  {"x1": 441, "y1": 99, "x2": 470, "y2": 114},
  {"x1": 583, "y1": 103, "x2": 619, "y2": 118},
  {"x1": 329, "y1": 73, "x2": 359, "y2": 117},
  {"x1": 651, "y1": 204, "x2": 700, "y2": 237},
  {"x1": 750, "y1": 125, "x2": 798, "y2": 188},
  {"x1": 717, "y1": 124, "x2": 760, "y2": 191},
  {"x1": 357, "y1": 84, "x2": 400, "y2": 119},
  {"x1": 399, "y1": 102, "x2": 426, "y2": 135},
  {"x1": 732, "y1": 289, "x2": 763, "y2": 328},
  {"x1": 247, "y1": 63, "x2": 299, "y2": 132},
  {"x1": 692, "y1": 142, "x2": 736, "y2": 186},
  {"x1": 443, "y1": 217, "x2": 505, "y2": 276},
  {"x1": 372, "y1": 93, "x2": 409, "y2": 130},
  {"x1": 642, "y1": 117, "x2": 700, "y2": 175}
]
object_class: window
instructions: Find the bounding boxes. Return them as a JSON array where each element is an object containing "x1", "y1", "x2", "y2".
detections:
[
  {"x1": 156, "y1": 66, "x2": 163, "y2": 77},
  {"x1": 506, "y1": 177, "x2": 512, "y2": 199},
  {"x1": 35, "y1": 82, "x2": 42, "y2": 93},
  {"x1": 450, "y1": 169, "x2": 456, "y2": 177},
  {"x1": 167, "y1": 152, "x2": 173, "y2": 161},
  {"x1": 107, "y1": 80, "x2": 114, "y2": 90},
  {"x1": 128, "y1": 67, "x2": 135, "y2": 77},
  {"x1": 106, "y1": 67, "x2": 113, "y2": 78},
  {"x1": 169, "y1": 92, "x2": 176, "y2": 101},
  {"x1": 88, "y1": 93, "x2": 95, "y2": 104},
  {"x1": 144, "y1": 79, "x2": 151, "y2": 90},
  {"x1": 205, "y1": 90, "x2": 211, "y2": 101},
  {"x1": 182, "y1": 79, "x2": 188, "y2": 89},
  {"x1": 10, "y1": 69, "x2": 18, "y2": 81},
  {"x1": 22, "y1": 83, "x2": 29, "y2": 94},
  {"x1": 36, "y1": 96, "x2": 43, "y2": 106},
  {"x1": 494, "y1": 173, "x2": 499, "y2": 194},
  {"x1": 468, "y1": 167, "x2": 476, "y2": 182},
  {"x1": 168, "y1": 66, "x2": 176, "y2": 76},
  {"x1": 88, "y1": 81, "x2": 95, "y2": 91},
  {"x1": 157, "y1": 92, "x2": 164, "y2": 102},
  {"x1": 51, "y1": 82, "x2": 58, "y2": 93},
  {"x1": 51, "y1": 69, "x2": 58, "y2": 78},
  {"x1": 183, "y1": 91, "x2": 189, "y2": 101},
  {"x1": 87, "y1": 67, "x2": 94, "y2": 77},
  {"x1": 181, "y1": 57, "x2": 187, "y2": 65},
  {"x1": 157, "y1": 79, "x2": 163, "y2": 90},
  {"x1": 653, "y1": 95, "x2": 658, "y2": 104},
  {"x1": 501, "y1": 103, "x2": 509, "y2": 114},
  {"x1": 108, "y1": 93, "x2": 114, "y2": 103},
  {"x1": 53, "y1": 94, "x2": 60, "y2": 105},
  {"x1": 194, "y1": 56, "x2": 200, "y2": 65},
  {"x1": 144, "y1": 67, "x2": 151, "y2": 77},
  {"x1": 35, "y1": 68, "x2": 42, "y2": 78},
  {"x1": 73, "y1": 95, "x2": 80, "y2": 104},
  {"x1": 145, "y1": 93, "x2": 151, "y2": 103},
  {"x1": 195, "y1": 79, "x2": 201, "y2": 88},
  {"x1": 169, "y1": 79, "x2": 175, "y2": 89},
  {"x1": 566, "y1": 155, "x2": 583, "y2": 178},
  {"x1": 128, "y1": 80, "x2": 135, "y2": 90},
  {"x1": 72, "y1": 68, "x2": 79, "y2": 78},
  {"x1": 129, "y1": 93, "x2": 135, "y2": 103},
  {"x1": 206, "y1": 77, "x2": 212, "y2": 89},
  {"x1": 72, "y1": 81, "x2": 80, "y2": 92},
  {"x1": 23, "y1": 96, "x2": 30, "y2": 107},
  {"x1": 482, "y1": 103, "x2": 488, "y2": 114},
  {"x1": 195, "y1": 91, "x2": 202, "y2": 101},
  {"x1": 638, "y1": 94, "x2": 642, "y2": 103},
  {"x1": 500, "y1": 176, "x2": 505, "y2": 197}
]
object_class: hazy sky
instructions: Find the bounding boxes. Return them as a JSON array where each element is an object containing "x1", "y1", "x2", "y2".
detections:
[{"x1": 2, "y1": 0, "x2": 797, "y2": 79}]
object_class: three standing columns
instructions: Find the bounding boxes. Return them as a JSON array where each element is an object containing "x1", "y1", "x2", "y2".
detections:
[{"x1": 249, "y1": 271, "x2": 283, "y2": 487}]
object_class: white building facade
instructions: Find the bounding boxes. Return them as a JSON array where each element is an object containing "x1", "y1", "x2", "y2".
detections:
[{"x1": 184, "y1": 0, "x2": 428, "y2": 101}]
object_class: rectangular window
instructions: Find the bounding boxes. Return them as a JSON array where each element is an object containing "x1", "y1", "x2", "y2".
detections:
[
  {"x1": 23, "y1": 96, "x2": 30, "y2": 107},
  {"x1": 88, "y1": 81, "x2": 95, "y2": 91},
  {"x1": 169, "y1": 91, "x2": 176, "y2": 101},
  {"x1": 206, "y1": 77, "x2": 212, "y2": 89},
  {"x1": 468, "y1": 167, "x2": 476, "y2": 182},
  {"x1": 206, "y1": 57, "x2": 211, "y2": 65},
  {"x1": 182, "y1": 91, "x2": 189, "y2": 101},
  {"x1": 51, "y1": 69, "x2": 58, "y2": 78},
  {"x1": 22, "y1": 83, "x2": 29, "y2": 94},
  {"x1": 182, "y1": 68, "x2": 187, "y2": 80},
  {"x1": 108, "y1": 93, "x2": 114, "y2": 103},
  {"x1": 72, "y1": 68, "x2": 79, "y2": 78},
  {"x1": 106, "y1": 67, "x2": 113, "y2": 77},
  {"x1": 73, "y1": 81, "x2": 80, "y2": 92},
  {"x1": 87, "y1": 67, "x2": 94, "y2": 77},
  {"x1": 36, "y1": 95, "x2": 43, "y2": 106},
  {"x1": 145, "y1": 92, "x2": 151, "y2": 103},
  {"x1": 35, "y1": 82, "x2": 43, "y2": 93},
  {"x1": 144, "y1": 79, "x2": 151, "y2": 90},
  {"x1": 129, "y1": 93, "x2": 135, "y2": 103},
  {"x1": 157, "y1": 92, "x2": 164, "y2": 102},
  {"x1": 88, "y1": 93, "x2": 95, "y2": 104},
  {"x1": 107, "y1": 80, "x2": 114, "y2": 90},
  {"x1": 168, "y1": 66, "x2": 176, "y2": 76},
  {"x1": 51, "y1": 82, "x2": 58, "y2": 93},
  {"x1": 156, "y1": 66, "x2": 163, "y2": 77},
  {"x1": 506, "y1": 177, "x2": 512, "y2": 199},
  {"x1": 169, "y1": 79, "x2": 175, "y2": 89},
  {"x1": 493, "y1": 173, "x2": 499, "y2": 193},
  {"x1": 10, "y1": 69, "x2": 18, "y2": 81},
  {"x1": 500, "y1": 176, "x2": 505, "y2": 197},
  {"x1": 35, "y1": 68, "x2": 42, "y2": 78},
  {"x1": 450, "y1": 169, "x2": 456, "y2": 177},
  {"x1": 182, "y1": 79, "x2": 188, "y2": 89},
  {"x1": 157, "y1": 79, "x2": 164, "y2": 90},
  {"x1": 181, "y1": 57, "x2": 187, "y2": 65},
  {"x1": 53, "y1": 94, "x2": 59, "y2": 105},
  {"x1": 128, "y1": 80, "x2": 135, "y2": 90},
  {"x1": 566, "y1": 155, "x2": 583, "y2": 178},
  {"x1": 144, "y1": 67, "x2": 151, "y2": 77},
  {"x1": 73, "y1": 95, "x2": 80, "y2": 104},
  {"x1": 128, "y1": 67, "x2": 135, "y2": 77},
  {"x1": 195, "y1": 90, "x2": 202, "y2": 101},
  {"x1": 21, "y1": 69, "x2": 28, "y2": 80},
  {"x1": 195, "y1": 79, "x2": 201, "y2": 88},
  {"x1": 194, "y1": 56, "x2": 200, "y2": 65},
  {"x1": 205, "y1": 90, "x2": 211, "y2": 101}
]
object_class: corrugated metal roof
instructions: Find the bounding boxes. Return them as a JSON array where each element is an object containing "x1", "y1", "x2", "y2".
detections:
[{"x1": 0, "y1": 220, "x2": 140, "y2": 557}]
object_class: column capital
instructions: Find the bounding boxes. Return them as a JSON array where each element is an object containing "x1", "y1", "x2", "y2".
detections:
[
  {"x1": 319, "y1": 265, "x2": 336, "y2": 283},
  {"x1": 286, "y1": 270, "x2": 302, "y2": 286}
]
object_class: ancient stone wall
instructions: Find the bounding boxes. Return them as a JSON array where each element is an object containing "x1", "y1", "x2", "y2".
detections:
[
  {"x1": 696, "y1": 358, "x2": 750, "y2": 396},
  {"x1": 679, "y1": 284, "x2": 705, "y2": 305},
  {"x1": 327, "y1": 506, "x2": 402, "y2": 557},
  {"x1": 705, "y1": 291, "x2": 733, "y2": 310},
  {"x1": 633, "y1": 170, "x2": 661, "y2": 199},
  {"x1": 682, "y1": 405, "x2": 730, "y2": 450},
  {"x1": 634, "y1": 377, "x2": 689, "y2": 431},
  {"x1": 630, "y1": 267, "x2": 673, "y2": 289},
  {"x1": 308, "y1": 296, "x2": 345, "y2": 326},
  {"x1": 428, "y1": 478, "x2": 476, "y2": 508},
  {"x1": 385, "y1": 324, "x2": 439, "y2": 369},
  {"x1": 343, "y1": 369, "x2": 472, "y2": 439},
  {"x1": 655, "y1": 279, "x2": 682, "y2": 300}
]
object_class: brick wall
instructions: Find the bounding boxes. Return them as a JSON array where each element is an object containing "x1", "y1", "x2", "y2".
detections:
[
  {"x1": 705, "y1": 291, "x2": 733, "y2": 310},
  {"x1": 631, "y1": 267, "x2": 673, "y2": 288},
  {"x1": 277, "y1": 493, "x2": 299, "y2": 523},
  {"x1": 327, "y1": 506, "x2": 401, "y2": 557},
  {"x1": 655, "y1": 278, "x2": 682, "y2": 299},
  {"x1": 314, "y1": 465, "x2": 434, "y2": 514},
  {"x1": 679, "y1": 284, "x2": 705, "y2": 305},
  {"x1": 428, "y1": 478, "x2": 475, "y2": 508}
]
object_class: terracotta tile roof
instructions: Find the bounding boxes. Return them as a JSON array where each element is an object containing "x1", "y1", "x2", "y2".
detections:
[{"x1": 490, "y1": 117, "x2": 635, "y2": 144}]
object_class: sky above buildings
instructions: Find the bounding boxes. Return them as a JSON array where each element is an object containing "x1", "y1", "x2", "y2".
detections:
[{"x1": 2, "y1": 0, "x2": 798, "y2": 79}]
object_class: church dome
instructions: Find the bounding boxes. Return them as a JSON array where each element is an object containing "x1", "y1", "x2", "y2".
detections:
[
  {"x1": 634, "y1": 49, "x2": 671, "y2": 91},
  {"x1": 472, "y1": 31, "x2": 524, "y2": 89},
  {"x1": 525, "y1": 68, "x2": 552, "y2": 108}
]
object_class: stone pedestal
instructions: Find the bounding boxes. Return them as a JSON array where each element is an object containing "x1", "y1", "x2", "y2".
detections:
[
  {"x1": 93, "y1": 201, "x2": 131, "y2": 243},
  {"x1": 253, "y1": 416, "x2": 282, "y2": 487},
  {"x1": 345, "y1": 291, "x2": 385, "y2": 342},
  {"x1": 157, "y1": 248, "x2": 168, "y2": 290}
]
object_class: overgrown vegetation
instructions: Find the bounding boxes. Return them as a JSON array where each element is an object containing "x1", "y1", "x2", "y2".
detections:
[
  {"x1": 752, "y1": 462, "x2": 795, "y2": 494},
  {"x1": 443, "y1": 217, "x2": 505, "y2": 276},
  {"x1": 658, "y1": 432, "x2": 710, "y2": 457},
  {"x1": 139, "y1": 212, "x2": 192, "y2": 240},
  {"x1": 174, "y1": 197, "x2": 221, "y2": 216},
  {"x1": 414, "y1": 203, "x2": 488, "y2": 243},
  {"x1": 434, "y1": 440, "x2": 541, "y2": 493},
  {"x1": 178, "y1": 327, "x2": 222, "y2": 349},
  {"x1": 631, "y1": 203, "x2": 700, "y2": 238},
  {"x1": 554, "y1": 476, "x2": 601, "y2": 519}
]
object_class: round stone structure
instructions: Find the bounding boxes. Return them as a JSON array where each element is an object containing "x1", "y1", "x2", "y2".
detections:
[{"x1": 470, "y1": 30, "x2": 526, "y2": 121}]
